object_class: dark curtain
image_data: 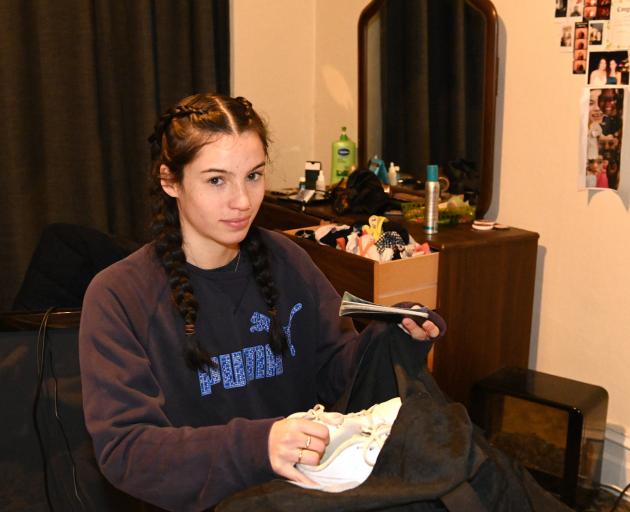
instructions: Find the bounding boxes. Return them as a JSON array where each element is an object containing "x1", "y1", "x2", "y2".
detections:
[
  {"x1": 0, "y1": 0, "x2": 230, "y2": 311},
  {"x1": 380, "y1": 0, "x2": 485, "y2": 180}
]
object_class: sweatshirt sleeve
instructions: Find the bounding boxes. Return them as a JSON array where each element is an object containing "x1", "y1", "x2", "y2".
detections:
[{"x1": 79, "y1": 277, "x2": 277, "y2": 512}]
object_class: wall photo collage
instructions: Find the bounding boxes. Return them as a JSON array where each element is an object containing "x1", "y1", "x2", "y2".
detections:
[{"x1": 556, "y1": 0, "x2": 630, "y2": 195}]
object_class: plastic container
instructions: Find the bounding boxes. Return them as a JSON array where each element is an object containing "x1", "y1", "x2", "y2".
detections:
[
  {"x1": 368, "y1": 155, "x2": 387, "y2": 183},
  {"x1": 388, "y1": 162, "x2": 399, "y2": 186},
  {"x1": 316, "y1": 170, "x2": 326, "y2": 192},
  {"x1": 424, "y1": 164, "x2": 440, "y2": 234},
  {"x1": 331, "y1": 127, "x2": 356, "y2": 185}
]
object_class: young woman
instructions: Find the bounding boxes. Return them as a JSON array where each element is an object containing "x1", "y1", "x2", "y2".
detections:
[
  {"x1": 589, "y1": 58, "x2": 608, "y2": 86},
  {"x1": 607, "y1": 58, "x2": 622, "y2": 85},
  {"x1": 587, "y1": 89, "x2": 603, "y2": 161},
  {"x1": 79, "y1": 93, "x2": 444, "y2": 512}
]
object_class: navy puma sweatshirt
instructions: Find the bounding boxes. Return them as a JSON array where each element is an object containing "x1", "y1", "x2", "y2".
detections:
[{"x1": 79, "y1": 228, "x2": 442, "y2": 511}]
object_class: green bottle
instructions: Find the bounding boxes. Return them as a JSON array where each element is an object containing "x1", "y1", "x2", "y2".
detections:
[{"x1": 330, "y1": 126, "x2": 356, "y2": 184}]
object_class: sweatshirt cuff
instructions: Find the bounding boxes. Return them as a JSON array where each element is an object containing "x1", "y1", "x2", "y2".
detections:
[
  {"x1": 230, "y1": 416, "x2": 279, "y2": 485},
  {"x1": 393, "y1": 303, "x2": 447, "y2": 341}
]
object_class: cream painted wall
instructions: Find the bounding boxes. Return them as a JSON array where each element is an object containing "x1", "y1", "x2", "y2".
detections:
[
  {"x1": 489, "y1": 0, "x2": 630, "y2": 486},
  {"x1": 232, "y1": 0, "x2": 365, "y2": 189},
  {"x1": 233, "y1": 0, "x2": 630, "y2": 487},
  {"x1": 231, "y1": 0, "x2": 316, "y2": 190},
  {"x1": 313, "y1": 1, "x2": 366, "y2": 183}
]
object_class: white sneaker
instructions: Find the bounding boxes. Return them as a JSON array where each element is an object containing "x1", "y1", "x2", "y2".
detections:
[
  {"x1": 288, "y1": 397, "x2": 402, "y2": 492},
  {"x1": 288, "y1": 404, "x2": 360, "y2": 452},
  {"x1": 294, "y1": 422, "x2": 393, "y2": 492},
  {"x1": 287, "y1": 403, "x2": 345, "y2": 425},
  {"x1": 344, "y1": 396, "x2": 402, "y2": 429}
]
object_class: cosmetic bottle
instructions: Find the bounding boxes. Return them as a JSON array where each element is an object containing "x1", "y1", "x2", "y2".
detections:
[
  {"x1": 388, "y1": 162, "x2": 399, "y2": 186},
  {"x1": 331, "y1": 127, "x2": 356, "y2": 185},
  {"x1": 368, "y1": 155, "x2": 387, "y2": 183},
  {"x1": 424, "y1": 164, "x2": 440, "y2": 234},
  {"x1": 316, "y1": 170, "x2": 326, "y2": 192}
]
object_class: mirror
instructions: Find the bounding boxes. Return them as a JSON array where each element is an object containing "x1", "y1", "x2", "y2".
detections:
[{"x1": 358, "y1": 0, "x2": 498, "y2": 217}]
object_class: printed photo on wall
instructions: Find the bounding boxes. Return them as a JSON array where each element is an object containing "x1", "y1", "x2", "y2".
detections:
[
  {"x1": 573, "y1": 22, "x2": 588, "y2": 73},
  {"x1": 556, "y1": 0, "x2": 567, "y2": 18},
  {"x1": 555, "y1": 0, "x2": 568, "y2": 17},
  {"x1": 588, "y1": 21, "x2": 604, "y2": 45},
  {"x1": 608, "y1": 0, "x2": 630, "y2": 49},
  {"x1": 560, "y1": 22, "x2": 574, "y2": 49},
  {"x1": 568, "y1": 0, "x2": 584, "y2": 17},
  {"x1": 581, "y1": 87, "x2": 624, "y2": 190},
  {"x1": 583, "y1": 0, "x2": 611, "y2": 21},
  {"x1": 587, "y1": 50, "x2": 629, "y2": 85}
]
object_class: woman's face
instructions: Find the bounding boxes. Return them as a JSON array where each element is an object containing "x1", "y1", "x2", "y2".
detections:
[
  {"x1": 599, "y1": 89, "x2": 618, "y2": 116},
  {"x1": 161, "y1": 131, "x2": 267, "y2": 266},
  {"x1": 589, "y1": 90, "x2": 603, "y2": 124},
  {"x1": 610, "y1": 59, "x2": 617, "y2": 71},
  {"x1": 598, "y1": 58, "x2": 607, "y2": 71}
]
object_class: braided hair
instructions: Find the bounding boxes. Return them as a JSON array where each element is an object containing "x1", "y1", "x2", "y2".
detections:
[{"x1": 148, "y1": 93, "x2": 287, "y2": 371}]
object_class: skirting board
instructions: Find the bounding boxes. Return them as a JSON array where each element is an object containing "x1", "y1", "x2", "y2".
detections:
[{"x1": 602, "y1": 426, "x2": 630, "y2": 497}]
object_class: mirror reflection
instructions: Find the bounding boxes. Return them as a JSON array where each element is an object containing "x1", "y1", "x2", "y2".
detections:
[{"x1": 358, "y1": 0, "x2": 498, "y2": 217}]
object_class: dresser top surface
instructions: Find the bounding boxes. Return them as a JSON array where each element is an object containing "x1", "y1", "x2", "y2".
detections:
[{"x1": 262, "y1": 195, "x2": 539, "y2": 250}]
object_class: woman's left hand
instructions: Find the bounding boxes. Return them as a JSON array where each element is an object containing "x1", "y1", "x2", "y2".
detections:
[{"x1": 401, "y1": 318, "x2": 440, "y2": 341}]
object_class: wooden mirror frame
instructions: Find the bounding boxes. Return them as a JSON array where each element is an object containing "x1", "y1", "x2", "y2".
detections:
[{"x1": 358, "y1": 0, "x2": 499, "y2": 218}]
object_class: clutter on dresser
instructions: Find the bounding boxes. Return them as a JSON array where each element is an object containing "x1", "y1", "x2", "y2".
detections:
[
  {"x1": 270, "y1": 160, "x2": 331, "y2": 207},
  {"x1": 297, "y1": 215, "x2": 432, "y2": 264},
  {"x1": 304, "y1": 160, "x2": 322, "y2": 190},
  {"x1": 400, "y1": 193, "x2": 476, "y2": 226},
  {"x1": 330, "y1": 169, "x2": 391, "y2": 215},
  {"x1": 471, "y1": 219, "x2": 510, "y2": 231},
  {"x1": 331, "y1": 127, "x2": 357, "y2": 185},
  {"x1": 282, "y1": 220, "x2": 439, "y2": 310},
  {"x1": 423, "y1": 164, "x2": 440, "y2": 234}
]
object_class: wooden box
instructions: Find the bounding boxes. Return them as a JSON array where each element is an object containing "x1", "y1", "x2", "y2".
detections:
[{"x1": 282, "y1": 226, "x2": 439, "y2": 309}]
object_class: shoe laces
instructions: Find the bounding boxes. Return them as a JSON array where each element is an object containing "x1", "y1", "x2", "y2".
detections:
[
  {"x1": 345, "y1": 401, "x2": 393, "y2": 426},
  {"x1": 360, "y1": 423, "x2": 391, "y2": 466},
  {"x1": 300, "y1": 404, "x2": 344, "y2": 426}
]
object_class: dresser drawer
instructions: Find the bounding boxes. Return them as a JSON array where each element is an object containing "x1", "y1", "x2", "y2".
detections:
[{"x1": 282, "y1": 226, "x2": 439, "y2": 309}]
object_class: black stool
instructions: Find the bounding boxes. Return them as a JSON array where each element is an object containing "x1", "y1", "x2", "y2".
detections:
[{"x1": 470, "y1": 367, "x2": 608, "y2": 507}]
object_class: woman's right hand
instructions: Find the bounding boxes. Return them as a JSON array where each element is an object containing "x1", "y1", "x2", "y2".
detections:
[{"x1": 268, "y1": 417, "x2": 330, "y2": 486}]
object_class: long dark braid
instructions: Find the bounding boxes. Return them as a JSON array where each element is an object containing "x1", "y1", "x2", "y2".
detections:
[
  {"x1": 241, "y1": 229, "x2": 288, "y2": 355},
  {"x1": 150, "y1": 179, "x2": 209, "y2": 369},
  {"x1": 148, "y1": 93, "x2": 285, "y2": 371}
]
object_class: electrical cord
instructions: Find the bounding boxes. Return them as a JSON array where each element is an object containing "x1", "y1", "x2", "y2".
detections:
[
  {"x1": 33, "y1": 307, "x2": 55, "y2": 511},
  {"x1": 609, "y1": 481, "x2": 630, "y2": 512},
  {"x1": 601, "y1": 482, "x2": 627, "y2": 495},
  {"x1": 49, "y1": 349, "x2": 86, "y2": 509},
  {"x1": 32, "y1": 307, "x2": 86, "y2": 511}
]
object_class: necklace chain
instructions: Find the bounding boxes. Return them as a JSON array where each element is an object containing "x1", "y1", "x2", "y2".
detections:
[{"x1": 233, "y1": 251, "x2": 241, "y2": 273}]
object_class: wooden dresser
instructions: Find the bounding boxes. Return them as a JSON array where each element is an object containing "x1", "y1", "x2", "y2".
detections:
[{"x1": 255, "y1": 196, "x2": 539, "y2": 406}]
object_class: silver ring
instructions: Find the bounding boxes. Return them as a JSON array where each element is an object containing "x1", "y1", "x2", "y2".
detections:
[
  {"x1": 305, "y1": 435, "x2": 312, "y2": 449},
  {"x1": 297, "y1": 448, "x2": 304, "y2": 464}
]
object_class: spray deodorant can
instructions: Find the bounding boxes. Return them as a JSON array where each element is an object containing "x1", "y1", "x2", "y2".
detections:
[{"x1": 424, "y1": 164, "x2": 440, "y2": 234}]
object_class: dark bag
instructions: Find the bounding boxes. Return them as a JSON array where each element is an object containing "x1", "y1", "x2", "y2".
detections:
[
  {"x1": 331, "y1": 169, "x2": 389, "y2": 215},
  {"x1": 215, "y1": 325, "x2": 572, "y2": 512},
  {"x1": 13, "y1": 223, "x2": 138, "y2": 311}
]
